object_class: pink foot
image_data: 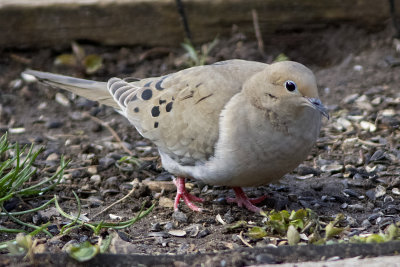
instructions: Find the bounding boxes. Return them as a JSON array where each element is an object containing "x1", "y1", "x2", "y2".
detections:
[
  {"x1": 174, "y1": 177, "x2": 204, "y2": 212},
  {"x1": 226, "y1": 187, "x2": 267, "y2": 212}
]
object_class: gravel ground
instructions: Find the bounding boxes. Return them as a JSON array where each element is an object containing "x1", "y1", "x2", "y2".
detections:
[{"x1": 0, "y1": 24, "x2": 399, "y2": 264}]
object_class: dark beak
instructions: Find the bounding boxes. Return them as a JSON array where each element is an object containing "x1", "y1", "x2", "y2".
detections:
[{"x1": 305, "y1": 97, "x2": 329, "y2": 119}]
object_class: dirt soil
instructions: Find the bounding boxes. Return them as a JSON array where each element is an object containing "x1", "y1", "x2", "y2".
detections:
[{"x1": 0, "y1": 24, "x2": 399, "y2": 265}]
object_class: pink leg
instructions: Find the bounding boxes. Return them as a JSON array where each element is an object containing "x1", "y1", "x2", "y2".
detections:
[
  {"x1": 226, "y1": 187, "x2": 267, "y2": 212},
  {"x1": 174, "y1": 177, "x2": 204, "y2": 212}
]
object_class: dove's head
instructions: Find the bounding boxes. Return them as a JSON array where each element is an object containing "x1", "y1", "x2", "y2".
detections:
[{"x1": 245, "y1": 61, "x2": 329, "y2": 119}]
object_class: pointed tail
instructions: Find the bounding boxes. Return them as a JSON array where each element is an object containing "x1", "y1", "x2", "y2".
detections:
[{"x1": 22, "y1": 69, "x2": 120, "y2": 110}]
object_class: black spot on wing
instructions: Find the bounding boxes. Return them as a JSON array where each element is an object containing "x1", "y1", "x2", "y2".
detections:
[
  {"x1": 141, "y1": 89, "x2": 153, "y2": 100},
  {"x1": 151, "y1": 106, "x2": 160, "y2": 117},
  {"x1": 154, "y1": 75, "x2": 169, "y2": 91},
  {"x1": 159, "y1": 99, "x2": 167, "y2": 105},
  {"x1": 134, "y1": 107, "x2": 139, "y2": 113},
  {"x1": 154, "y1": 122, "x2": 159, "y2": 128},
  {"x1": 155, "y1": 80, "x2": 164, "y2": 90},
  {"x1": 166, "y1": 102, "x2": 173, "y2": 112},
  {"x1": 144, "y1": 81, "x2": 152, "y2": 87}
]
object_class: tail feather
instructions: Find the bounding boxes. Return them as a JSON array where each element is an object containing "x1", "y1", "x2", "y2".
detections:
[{"x1": 22, "y1": 69, "x2": 120, "y2": 110}]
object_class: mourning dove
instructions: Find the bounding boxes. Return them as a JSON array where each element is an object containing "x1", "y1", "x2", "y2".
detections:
[{"x1": 22, "y1": 59, "x2": 328, "y2": 212}]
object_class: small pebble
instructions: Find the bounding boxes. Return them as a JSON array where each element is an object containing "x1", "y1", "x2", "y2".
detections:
[
  {"x1": 383, "y1": 195, "x2": 394, "y2": 203},
  {"x1": 335, "y1": 117, "x2": 352, "y2": 131},
  {"x1": 369, "y1": 150, "x2": 385, "y2": 162},
  {"x1": 346, "y1": 216, "x2": 358, "y2": 227},
  {"x1": 46, "y1": 153, "x2": 59, "y2": 161},
  {"x1": 150, "y1": 223, "x2": 162, "y2": 232},
  {"x1": 55, "y1": 92, "x2": 70, "y2": 107},
  {"x1": 371, "y1": 97, "x2": 381, "y2": 105},
  {"x1": 87, "y1": 196, "x2": 103, "y2": 207},
  {"x1": 297, "y1": 165, "x2": 321, "y2": 176},
  {"x1": 353, "y1": 65, "x2": 363, "y2": 71},
  {"x1": 381, "y1": 109, "x2": 395, "y2": 117},
  {"x1": 158, "y1": 197, "x2": 174, "y2": 208},
  {"x1": 360, "y1": 121, "x2": 377, "y2": 132},
  {"x1": 365, "y1": 189, "x2": 376, "y2": 200},
  {"x1": 342, "y1": 189, "x2": 361, "y2": 198},
  {"x1": 321, "y1": 164, "x2": 343, "y2": 174},
  {"x1": 361, "y1": 219, "x2": 371, "y2": 228},
  {"x1": 342, "y1": 93, "x2": 359, "y2": 104},
  {"x1": 90, "y1": 174, "x2": 101, "y2": 183},
  {"x1": 87, "y1": 166, "x2": 97, "y2": 175},
  {"x1": 367, "y1": 213, "x2": 382, "y2": 222},
  {"x1": 392, "y1": 188, "x2": 400, "y2": 195},
  {"x1": 375, "y1": 185, "x2": 386, "y2": 198},
  {"x1": 168, "y1": 230, "x2": 186, "y2": 237},
  {"x1": 164, "y1": 222, "x2": 174, "y2": 231},
  {"x1": 172, "y1": 211, "x2": 188, "y2": 223},
  {"x1": 224, "y1": 210, "x2": 235, "y2": 224},
  {"x1": 187, "y1": 224, "x2": 200, "y2": 237},
  {"x1": 198, "y1": 229, "x2": 210, "y2": 238},
  {"x1": 148, "y1": 232, "x2": 169, "y2": 238},
  {"x1": 347, "y1": 204, "x2": 364, "y2": 211},
  {"x1": 45, "y1": 120, "x2": 63, "y2": 129},
  {"x1": 99, "y1": 157, "x2": 116, "y2": 170}
]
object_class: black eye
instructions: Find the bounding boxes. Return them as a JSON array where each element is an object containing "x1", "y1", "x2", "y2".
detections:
[{"x1": 285, "y1": 80, "x2": 297, "y2": 92}]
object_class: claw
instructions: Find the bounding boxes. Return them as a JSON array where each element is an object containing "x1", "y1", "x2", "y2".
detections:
[
  {"x1": 174, "y1": 177, "x2": 204, "y2": 212},
  {"x1": 226, "y1": 187, "x2": 267, "y2": 212}
]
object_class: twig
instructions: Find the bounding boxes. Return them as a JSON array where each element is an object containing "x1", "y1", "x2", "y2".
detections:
[
  {"x1": 389, "y1": 0, "x2": 400, "y2": 38},
  {"x1": 238, "y1": 231, "x2": 253, "y2": 248},
  {"x1": 91, "y1": 183, "x2": 137, "y2": 219},
  {"x1": 83, "y1": 112, "x2": 133, "y2": 155},
  {"x1": 175, "y1": 0, "x2": 192, "y2": 43},
  {"x1": 252, "y1": 9, "x2": 265, "y2": 57},
  {"x1": 64, "y1": 165, "x2": 99, "y2": 173}
]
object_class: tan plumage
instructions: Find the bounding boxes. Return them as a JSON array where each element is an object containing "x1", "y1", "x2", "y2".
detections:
[{"x1": 22, "y1": 59, "x2": 328, "y2": 212}]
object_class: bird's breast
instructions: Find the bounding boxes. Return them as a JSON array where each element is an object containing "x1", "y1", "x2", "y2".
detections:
[{"x1": 196, "y1": 102, "x2": 321, "y2": 187}]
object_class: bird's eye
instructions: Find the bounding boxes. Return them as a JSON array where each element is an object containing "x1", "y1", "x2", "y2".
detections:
[{"x1": 284, "y1": 80, "x2": 297, "y2": 92}]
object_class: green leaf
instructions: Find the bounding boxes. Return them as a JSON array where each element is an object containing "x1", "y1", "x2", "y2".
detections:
[
  {"x1": 289, "y1": 209, "x2": 308, "y2": 221},
  {"x1": 68, "y1": 241, "x2": 99, "y2": 262},
  {"x1": 366, "y1": 234, "x2": 386, "y2": 244},
  {"x1": 84, "y1": 54, "x2": 103, "y2": 74},
  {"x1": 226, "y1": 220, "x2": 247, "y2": 230},
  {"x1": 387, "y1": 224, "x2": 400, "y2": 240},
  {"x1": 54, "y1": 54, "x2": 77, "y2": 67},
  {"x1": 287, "y1": 225, "x2": 300, "y2": 245},
  {"x1": 274, "y1": 53, "x2": 289, "y2": 62},
  {"x1": 181, "y1": 42, "x2": 199, "y2": 64},
  {"x1": 289, "y1": 219, "x2": 304, "y2": 230},
  {"x1": 99, "y1": 234, "x2": 113, "y2": 253},
  {"x1": 325, "y1": 222, "x2": 344, "y2": 239},
  {"x1": 247, "y1": 226, "x2": 267, "y2": 239}
]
